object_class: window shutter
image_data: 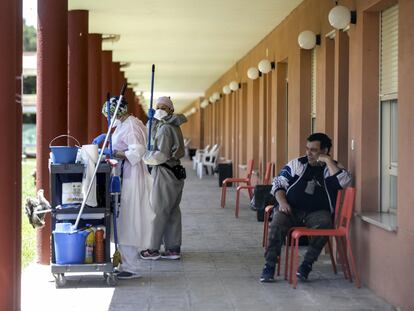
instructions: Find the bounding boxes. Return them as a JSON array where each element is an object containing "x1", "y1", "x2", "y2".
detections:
[{"x1": 380, "y1": 5, "x2": 398, "y2": 98}]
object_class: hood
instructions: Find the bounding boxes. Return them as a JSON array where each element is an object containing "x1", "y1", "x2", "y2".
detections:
[{"x1": 161, "y1": 114, "x2": 187, "y2": 126}]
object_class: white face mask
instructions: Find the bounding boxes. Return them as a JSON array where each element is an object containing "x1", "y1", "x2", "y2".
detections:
[{"x1": 154, "y1": 109, "x2": 168, "y2": 120}]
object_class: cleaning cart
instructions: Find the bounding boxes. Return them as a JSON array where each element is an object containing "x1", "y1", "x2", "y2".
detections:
[{"x1": 49, "y1": 161, "x2": 117, "y2": 287}]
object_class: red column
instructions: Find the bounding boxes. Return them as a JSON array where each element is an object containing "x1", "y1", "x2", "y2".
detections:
[
  {"x1": 101, "y1": 51, "x2": 112, "y2": 131},
  {"x1": 112, "y1": 62, "x2": 121, "y2": 95},
  {"x1": 0, "y1": 1, "x2": 21, "y2": 309},
  {"x1": 37, "y1": 0, "x2": 68, "y2": 264},
  {"x1": 68, "y1": 10, "x2": 88, "y2": 145},
  {"x1": 126, "y1": 88, "x2": 136, "y2": 116},
  {"x1": 88, "y1": 34, "x2": 102, "y2": 142},
  {"x1": 119, "y1": 70, "x2": 126, "y2": 94},
  {"x1": 14, "y1": 0, "x2": 23, "y2": 307}
]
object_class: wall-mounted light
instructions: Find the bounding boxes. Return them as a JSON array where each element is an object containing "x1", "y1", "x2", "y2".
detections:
[
  {"x1": 191, "y1": 107, "x2": 197, "y2": 114},
  {"x1": 328, "y1": 5, "x2": 357, "y2": 30},
  {"x1": 212, "y1": 92, "x2": 221, "y2": 101},
  {"x1": 222, "y1": 85, "x2": 231, "y2": 95},
  {"x1": 258, "y1": 59, "x2": 272, "y2": 74},
  {"x1": 209, "y1": 95, "x2": 215, "y2": 103},
  {"x1": 201, "y1": 99, "x2": 209, "y2": 108},
  {"x1": 247, "y1": 67, "x2": 259, "y2": 80},
  {"x1": 297, "y1": 30, "x2": 321, "y2": 50},
  {"x1": 229, "y1": 81, "x2": 239, "y2": 91}
]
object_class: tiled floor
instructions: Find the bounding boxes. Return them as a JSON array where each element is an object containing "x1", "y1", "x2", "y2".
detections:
[{"x1": 21, "y1": 159, "x2": 396, "y2": 311}]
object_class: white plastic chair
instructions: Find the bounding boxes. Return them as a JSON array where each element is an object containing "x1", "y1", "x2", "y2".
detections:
[
  {"x1": 192, "y1": 144, "x2": 210, "y2": 170},
  {"x1": 197, "y1": 145, "x2": 220, "y2": 178}
]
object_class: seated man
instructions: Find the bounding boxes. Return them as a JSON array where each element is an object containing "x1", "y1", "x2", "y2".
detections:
[{"x1": 260, "y1": 133, "x2": 352, "y2": 282}]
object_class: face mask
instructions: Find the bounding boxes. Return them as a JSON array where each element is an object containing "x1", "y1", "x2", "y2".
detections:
[{"x1": 154, "y1": 109, "x2": 168, "y2": 120}]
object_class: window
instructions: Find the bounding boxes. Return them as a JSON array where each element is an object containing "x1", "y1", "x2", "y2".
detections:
[
  {"x1": 380, "y1": 5, "x2": 398, "y2": 213},
  {"x1": 311, "y1": 49, "x2": 316, "y2": 133}
]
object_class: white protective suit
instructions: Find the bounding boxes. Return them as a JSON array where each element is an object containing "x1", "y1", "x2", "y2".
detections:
[{"x1": 111, "y1": 115, "x2": 155, "y2": 272}]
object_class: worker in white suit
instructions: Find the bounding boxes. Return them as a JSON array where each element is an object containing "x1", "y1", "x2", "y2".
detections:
[{"x1": 93, "y1": 97, "x2": 155, "y2": 279}]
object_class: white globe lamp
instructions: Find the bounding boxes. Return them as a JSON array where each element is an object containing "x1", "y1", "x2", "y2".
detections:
[
  {"x1": 212, "y1": 92, "x2": 220, "y2": 101},
  {"x1": 258, "y1": 59, "x2": 272, "y2": 74},
  {"x1": 223, "y1": 85, "x2": 231, "y2": 95},
  {"x1": 229, "y1": 81, "x2": 239, "y2": 91},
  {"x1": 247, "y1": 67, "x2": 259, "y2": 80},
  {"x1": 329, "y1": 5, "x2": 351, "y2": 30},
  {"x1": 298, "y1": 30, "x2": 317, "y2": 50}
]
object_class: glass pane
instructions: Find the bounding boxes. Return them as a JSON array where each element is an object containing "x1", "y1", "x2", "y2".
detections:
[
  {"x1": 389, "y1": 175, "x2": 397, "y2": 211},
  {"x1": 390, "y1": 100, "x2": 398, "y2": 162},
  {"x1": 380, "y1": 99, "x2": 398, "y2": 212}
]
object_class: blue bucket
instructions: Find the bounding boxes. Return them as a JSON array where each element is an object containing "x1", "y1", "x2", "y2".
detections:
[
  {"x1": 53, "y1": 230, "x2": 89, "y2": 264},
  {"x1": 49, "y1": 135, "x2": 80, "y2": 164}
]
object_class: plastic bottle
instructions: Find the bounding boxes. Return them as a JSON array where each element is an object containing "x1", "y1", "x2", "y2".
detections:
[
  {"x1": 94, "y1": 227, "x2": 105, "y2": 263},
  {"x1": 84, "y1": 226, "x2": 95, "y2": 264}
]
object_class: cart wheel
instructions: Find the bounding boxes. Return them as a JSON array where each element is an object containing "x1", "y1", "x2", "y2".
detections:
[
  {"x1": 106, "y1": 273, "x2": 117, "y2": 286},
  {"x1": 54, "y1": 273, "x2": 66, "y2": 288}
]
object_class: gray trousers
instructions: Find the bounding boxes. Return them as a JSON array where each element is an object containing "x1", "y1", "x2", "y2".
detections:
[
  {"x1": 149, "y1": 166, "x2": 184, "y2": 252},
  {"x1": 265, "y1": 209, "x2": 332, "y2": 267}
]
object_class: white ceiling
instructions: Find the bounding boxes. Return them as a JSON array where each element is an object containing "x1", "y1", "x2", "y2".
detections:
[{"x1": 68, "y1": 0, "x2": 303, "y2": 112}]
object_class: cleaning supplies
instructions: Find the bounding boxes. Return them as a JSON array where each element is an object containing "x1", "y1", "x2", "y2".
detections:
[
  {"x1": 84, "y1": 226, "x2": 95, "y2": 264},
  {"x1": 94, "y1": 226, "x2": 105, "y2": 263}
]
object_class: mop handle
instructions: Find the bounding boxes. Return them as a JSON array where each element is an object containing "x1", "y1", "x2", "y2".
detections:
[
  {"x1": 147, "y1": 64, "x2": 155, "y2": 150},
  {"x1": 112, "y1": 193, "x2": 120, "y2": 249},
  {"x1": 74, "y1": 84, "x2": 127, "y2": 230},
  {"x1": 106, "y1": 93, "x2": 113, "y2": 156}
]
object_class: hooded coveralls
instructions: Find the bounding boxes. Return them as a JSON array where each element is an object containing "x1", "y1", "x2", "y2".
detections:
[
  {"x1": 143, "y1": 114, "x2": 187, "y2": 252},
  {"x1": 111, "y1": 115, "x2": 155, "y2": 273}
]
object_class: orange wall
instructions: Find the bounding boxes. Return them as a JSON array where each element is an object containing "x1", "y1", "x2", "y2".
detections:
[
  {"x1": 181, "y1": 98, "x2": 202, "y2": 149},
  {"x1": 193, "y1": 0, "x2": 414, "y2": 309}
]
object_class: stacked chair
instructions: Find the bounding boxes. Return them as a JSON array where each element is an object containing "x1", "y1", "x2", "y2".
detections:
[
  {"x1": 192, "y1": 144, "x2": 210, "y2": 170},
  {"x1": 197, "y1": 144, "x2": 220, "y2": 178}
]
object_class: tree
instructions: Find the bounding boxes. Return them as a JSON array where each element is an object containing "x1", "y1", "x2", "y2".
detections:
[{"x1": 23, "y1": 19, "x2": 36, "y2": 52}]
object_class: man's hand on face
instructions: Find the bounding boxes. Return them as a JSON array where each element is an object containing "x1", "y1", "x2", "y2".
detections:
[
  {"x1": 279, "y1": 202, "x2": 292, "y2": 215},
  {"x1": 317, "y1": 154, "x2": 333, "y2": 164}
]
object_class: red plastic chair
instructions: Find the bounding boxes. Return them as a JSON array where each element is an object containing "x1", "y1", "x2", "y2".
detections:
[
  {"x1": 289, "y1": 187, "x2": 360, "y2": 289},
  {"x1": 263, "y1": 191, "x2": 344, "y2": 281},
  {"x1": 221, "y1": 159, "x2": 254, "y2": 209},
  {"x1": 234, "y1": 162, "x2": 274, "y2": 218}
]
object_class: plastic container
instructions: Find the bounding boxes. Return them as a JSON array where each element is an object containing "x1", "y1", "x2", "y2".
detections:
[
  {"x1": 53, "y1": 230, "x2": 89, "y2": 264},
  {"x1": 49, "y1": 135, "x2": 80, "y2": 164}
]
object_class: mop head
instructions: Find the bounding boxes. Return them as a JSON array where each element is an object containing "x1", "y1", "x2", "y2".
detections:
[
  {"x1": 25, "y1": 189, "x2": 51, "y2": 229},
  {"x1": 112, "y1": 250, "x2": 122, "y2": 268}
]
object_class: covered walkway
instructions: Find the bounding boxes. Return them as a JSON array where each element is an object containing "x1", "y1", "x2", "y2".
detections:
[{"x1": 21, "y1": 160, "x2": 394, "y2": 311}]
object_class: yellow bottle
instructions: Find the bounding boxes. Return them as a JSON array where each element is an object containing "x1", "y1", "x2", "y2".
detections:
[{"x1": 84, "y1": 227, "x2": 95, "y2": 264}]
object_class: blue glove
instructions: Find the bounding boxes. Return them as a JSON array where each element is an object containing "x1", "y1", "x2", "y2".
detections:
[
  {"x1": 148, "y1": 108, "x2": 155, "y2": 119},
  {"x1": 92, "y1": 133, "x2": 106, "y2": 145},
  {"x1": 103, "y1": 148, "x2": 111, "y2": 156},
  {"x1": 98, "y1": 148, "x2": 111, "y2": 156}
]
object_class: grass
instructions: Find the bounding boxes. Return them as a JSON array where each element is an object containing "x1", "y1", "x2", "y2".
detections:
[{"x1": 21, "y1": 158, "x2": 37, "y2": 269}]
